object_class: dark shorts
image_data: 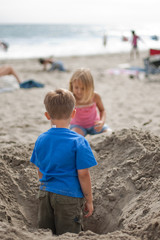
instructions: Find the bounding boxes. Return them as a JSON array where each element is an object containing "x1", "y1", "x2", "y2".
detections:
[
  {"x1": 133, "y1": 45, "x2": 137, "y2": 49},
  {"x1": 38, "y1": 190, "x2": 84, "y2": 235}
]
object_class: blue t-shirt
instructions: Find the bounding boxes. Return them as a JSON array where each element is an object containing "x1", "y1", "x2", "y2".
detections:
[{"x1": 30, "y1": 128, "x2": 97, "y2": 198}]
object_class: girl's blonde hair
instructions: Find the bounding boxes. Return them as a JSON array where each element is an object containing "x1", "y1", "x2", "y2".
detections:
[{"x1": 69, "y1": 68, "x2": 94, "y2": 103}]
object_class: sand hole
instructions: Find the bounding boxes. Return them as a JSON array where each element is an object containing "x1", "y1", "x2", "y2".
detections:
[{"x1": 0, "y1": 129, "x2": 160, "y2": 239}]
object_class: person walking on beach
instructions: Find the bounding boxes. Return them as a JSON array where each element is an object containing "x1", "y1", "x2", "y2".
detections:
[
  {"x1": 0, "y1": 65, "x2": 21, "y2": 84},
  {"x1": 69, "y1": 68, "x2": 112, "y2": 136},
  {"x1": 103, "y1": 32, "x2": 107, "y2": 47},
  {"x1": 30, "y1": 88, "x2": 97, "y2": 235},
  {"x1": 130, "y1": 30, "x2": 141, "y2": 60}
]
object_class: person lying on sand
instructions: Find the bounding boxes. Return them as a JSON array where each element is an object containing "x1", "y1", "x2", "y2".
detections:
[
  {"x1": 0, "y1": 65, "x2": 21, "y2": 84},
  {"x1": 38, "y1": 57, "x2": 69, "y2": 72}
]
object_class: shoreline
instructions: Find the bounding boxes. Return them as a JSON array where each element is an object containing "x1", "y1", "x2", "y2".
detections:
[{"x1": 0, "y1": 50, "x2": 149, "y2": 61}]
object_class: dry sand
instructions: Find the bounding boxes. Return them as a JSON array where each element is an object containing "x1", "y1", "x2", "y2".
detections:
[{"x1": 0, "y1": 52, "x2": 160, "y2": 240}]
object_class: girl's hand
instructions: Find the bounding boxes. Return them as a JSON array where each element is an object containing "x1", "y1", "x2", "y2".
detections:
[{"x1": 94, "y1": 120, "x2": 104, "y2": 132}]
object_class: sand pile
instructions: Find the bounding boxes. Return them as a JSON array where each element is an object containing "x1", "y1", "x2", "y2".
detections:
[{"x1": 0, "y1": 128, "x2": 159, "y2": 240}]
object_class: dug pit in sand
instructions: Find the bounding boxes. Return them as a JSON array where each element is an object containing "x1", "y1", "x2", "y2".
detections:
[{"x1": 0, "y1": 128, "x2": 160, "y2": 240}]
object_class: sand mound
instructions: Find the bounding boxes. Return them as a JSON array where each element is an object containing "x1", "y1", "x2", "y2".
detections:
[{"x1": 0, "y1": 128, "x2": 160, "y2": 240}]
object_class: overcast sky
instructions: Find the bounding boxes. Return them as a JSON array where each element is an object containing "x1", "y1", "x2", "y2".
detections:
[{"x1": 0, "y1": 0, "x2": 159, "y2": 28}]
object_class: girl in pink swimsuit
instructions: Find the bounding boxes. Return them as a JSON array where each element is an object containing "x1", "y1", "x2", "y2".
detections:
[{"x1": 69, "y1": 68, "x2": 112, "y2": 136}]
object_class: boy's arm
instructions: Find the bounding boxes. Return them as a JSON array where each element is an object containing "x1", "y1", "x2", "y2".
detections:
[
  {"x1": 37, "y1": 168, "x2": 43, "y2": 179},
  {"x1": 78, "y1": 168, "x2": 93, "y2": 218}
]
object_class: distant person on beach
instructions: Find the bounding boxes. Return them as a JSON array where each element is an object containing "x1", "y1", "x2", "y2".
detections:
[
  {"x1": 30, "y1": 88, "x2": 97, "y2": 235},
  {"x1": 69, "y1": 68, "x2": 112, "y2": 136},
  {"x1": 130, "y1": 30, "x2": 141, "y2": 59},
  {"x1": 0, "y1": 41, "x2": 9, "y2": 51},
  {"x1": 0, "y1": 65, "x2": 21, "y2": 84},
  {"x1": 122, "y1": 36, "x2": 128, "y2": 42},
  {"x1": 103, "y1": 33, "x2": 107, "y2": 47},
  {"x1": 38, "y1": 57, "x2": 68, "y2": 72}
]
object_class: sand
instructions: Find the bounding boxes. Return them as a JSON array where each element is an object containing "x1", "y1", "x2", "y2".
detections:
[{"x1": 0, "y1": 52, "x2": 160, "y2": 240}]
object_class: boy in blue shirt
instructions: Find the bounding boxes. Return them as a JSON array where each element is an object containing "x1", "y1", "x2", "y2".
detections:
[{"x1": 30, "y1": 88, "x2": 97, "y2": 235}]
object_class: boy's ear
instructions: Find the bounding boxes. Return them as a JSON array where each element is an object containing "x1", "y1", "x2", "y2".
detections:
[
  {"x1": 71, "y1": 109, "x2": 76, "y2": 119},
  {"x1": 44, "y1": 112, "x2": 51, "y2": 120}
]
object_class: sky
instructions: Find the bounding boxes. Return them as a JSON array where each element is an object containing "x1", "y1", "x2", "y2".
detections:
[{"x1": 0, "y1": 0, "x2": 160, "y2": 29}]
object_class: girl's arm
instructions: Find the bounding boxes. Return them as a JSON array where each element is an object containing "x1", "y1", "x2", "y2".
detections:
[{"x1": 94, "y1": 92, "x2": 106, "y2": 131}]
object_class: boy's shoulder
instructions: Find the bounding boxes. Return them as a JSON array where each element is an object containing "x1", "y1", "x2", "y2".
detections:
[
  {"x1": 36, "y1": 129, "x2": 50, "y2": 139},
  {"x1": 34, "y1": 128, "x2": 92, "y2": 155},
  {"x1": 69, "y1": 129, "x2": 86, "y2": 140},
  {"x1": 36, "y1": 128, "x2": 86, "y2": 142}
]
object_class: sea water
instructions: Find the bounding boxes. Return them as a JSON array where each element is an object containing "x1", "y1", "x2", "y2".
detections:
[{"x1": 0, "y1": 24, "x2": 159, "y2": 59}]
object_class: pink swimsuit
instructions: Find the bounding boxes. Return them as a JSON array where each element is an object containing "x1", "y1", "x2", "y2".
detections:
[
  {"x1": 132, "y1": 35, "x2": 139, "y2": 47},
  {"x1": 70, "y1": 102, "x2": 100, "y2": 128}
]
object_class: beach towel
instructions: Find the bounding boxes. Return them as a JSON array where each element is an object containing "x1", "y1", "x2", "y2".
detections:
[
  {"x1": 107, "y1": 66, "x2": 146, "y2": 79},
  {"x1": 0, "y1": 76, "x2": 19, "y2": 93},
  {"x1": 19, "y1": 79, "x2": 44, "y2": 89}
]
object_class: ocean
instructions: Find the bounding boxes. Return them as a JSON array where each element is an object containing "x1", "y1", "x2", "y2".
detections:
[{"x1": 0, "y1": 24, "x2": 159, "y2": 59}]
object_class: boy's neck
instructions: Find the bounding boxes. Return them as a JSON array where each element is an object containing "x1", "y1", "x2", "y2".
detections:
[{"x1": 50, "y1": 119, "x2": 70, "y2": 128}]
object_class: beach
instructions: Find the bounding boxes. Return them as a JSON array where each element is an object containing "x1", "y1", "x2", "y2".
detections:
[{"x1": 0, "y1": 51, "x2": 160, "y2": 239}]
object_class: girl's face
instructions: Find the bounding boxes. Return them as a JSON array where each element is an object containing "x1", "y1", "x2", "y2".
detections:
[{"x1": 72, "y1": 80, "x2": 84, "y2": 100}]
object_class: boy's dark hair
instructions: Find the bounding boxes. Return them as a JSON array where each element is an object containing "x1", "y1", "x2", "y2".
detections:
[
  {"x1": 39, "y1": 58, "x2": 45, "y2": 64},
  {"x1": 44, "y1": 89, "x2": 76, "y2": 119}
]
